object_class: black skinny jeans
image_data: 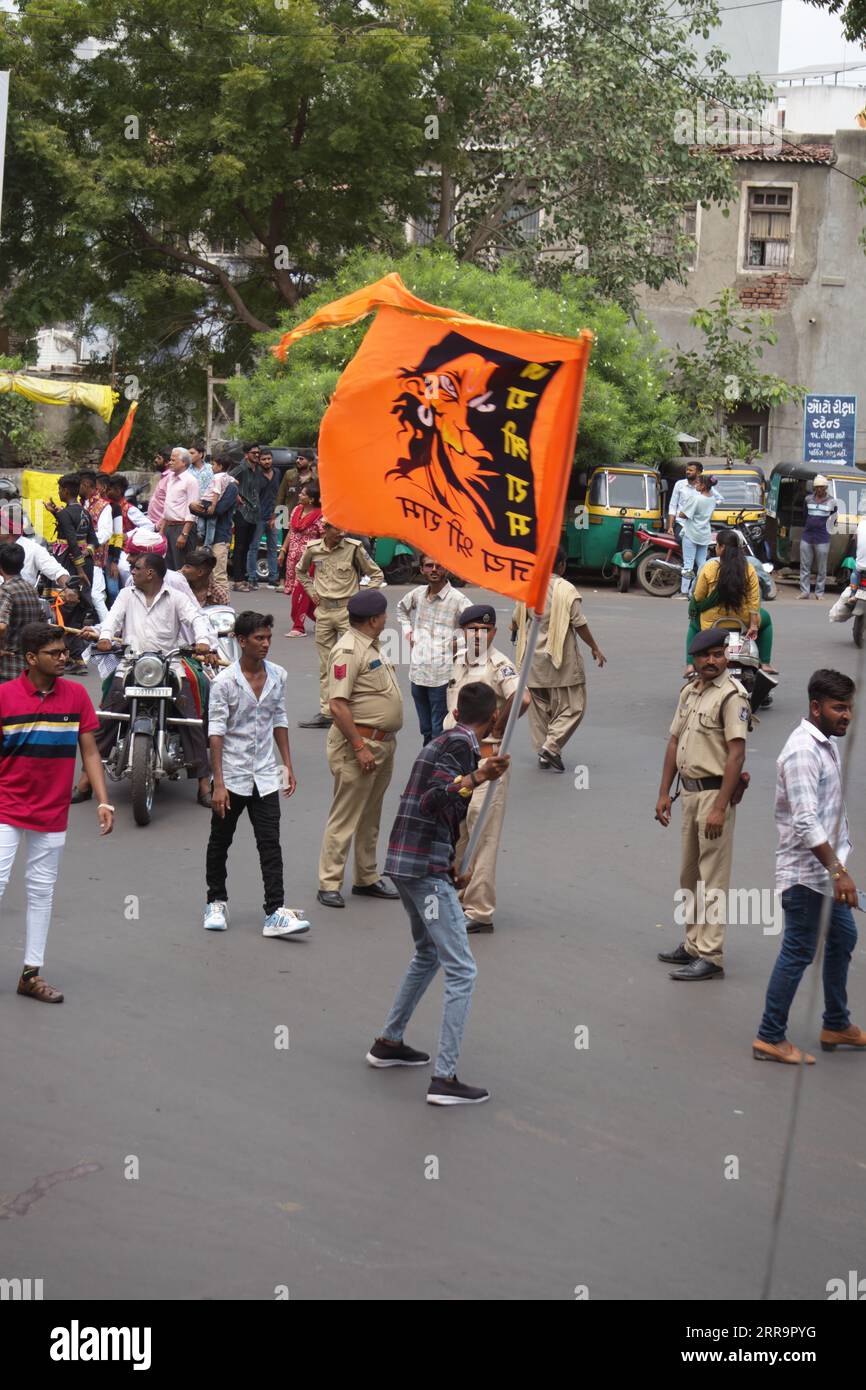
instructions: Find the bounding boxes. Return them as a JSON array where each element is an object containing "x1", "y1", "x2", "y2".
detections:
[
  {"x1": 206, "y1": 787, "x2": 284, "y2": 914},
  {"x1": 231, "y1": 517, "x2": 259, "y2": 581}
]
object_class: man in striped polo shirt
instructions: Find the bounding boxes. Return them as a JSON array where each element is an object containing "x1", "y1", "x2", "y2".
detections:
[{"x1": 0, "y1": 623, "x2": 113, "y2": 1003}]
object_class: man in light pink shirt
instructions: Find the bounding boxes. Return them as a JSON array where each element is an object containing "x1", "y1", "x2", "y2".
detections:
[
  {"x1": 160, "y1": 447, "x2": 201, "y2": 570},
  {"x1": 147, "y1": 447, "x2": 172, "y2": 527}
]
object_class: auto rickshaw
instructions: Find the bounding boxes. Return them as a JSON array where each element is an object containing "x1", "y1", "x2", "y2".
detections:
[
  {"x1": 660, "y1": 459, "x2": 766, "y2": 531},
  {"x1": 564, "y1": 463, "x2": 663, "y2": 590},
  {"x1": 766, "y1": 461, "x2": 866, "y2": 587}
]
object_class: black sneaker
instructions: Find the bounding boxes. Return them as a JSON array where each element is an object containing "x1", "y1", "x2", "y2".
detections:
[
  {"x1": 427, "y1": 1075, "x2": 489, "y2": 1105},
  {"x1": 366, "y1": 1038, "x2": 431, "y2": 1068}
]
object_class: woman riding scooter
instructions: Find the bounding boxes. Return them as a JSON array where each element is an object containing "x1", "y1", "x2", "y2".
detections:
[{"x1": 685, "y1": 528, "x2": 776, "y2": 676}]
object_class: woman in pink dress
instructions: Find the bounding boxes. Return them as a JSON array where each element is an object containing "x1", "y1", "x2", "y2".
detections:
[{"x1": 278, "y1": 481, "x2": 324, "y2": 636}]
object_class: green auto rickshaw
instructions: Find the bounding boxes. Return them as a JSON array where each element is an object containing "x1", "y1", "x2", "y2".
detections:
[{"x1": 564, "y1": 463, "x2": 663, "y2": 590}]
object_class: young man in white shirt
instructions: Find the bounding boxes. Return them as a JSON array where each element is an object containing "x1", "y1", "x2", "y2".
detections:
[
  {"x1": 397, "y1": 558, "x2": 470, "y2": 744},
  {"x1": 204, "y1": 611, "x2": 310, "y2": 938},
  {"x1": 74, "y1": 552, "x2": 215, "y2": 807}
]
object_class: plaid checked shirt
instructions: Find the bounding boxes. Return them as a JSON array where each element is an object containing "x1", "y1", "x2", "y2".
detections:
[
  {"x1": 385, "y1": 725, "x2": 480, "y2": 879},
  {"x1": 775, "y1": 718, "x2": 852, "y2": 892},
  {"x1": 0, "y1": 577, "x2": 44, "y2": 684},
  {"x1": 397, "y1": 582, "x2": 471, "y2": 687}
]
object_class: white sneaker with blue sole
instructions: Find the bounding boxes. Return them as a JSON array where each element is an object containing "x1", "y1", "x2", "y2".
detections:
[
  {"x1": 263, "y1": 907, "x2": 311, "y2": 938},
  {"x1": 203, "y1": 901, "x2": 228, "y2": 930}
]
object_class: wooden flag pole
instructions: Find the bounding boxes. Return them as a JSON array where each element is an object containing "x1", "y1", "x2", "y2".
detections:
[{"x1": 458, "y1": 610, "x2": 543, "y2": 875}]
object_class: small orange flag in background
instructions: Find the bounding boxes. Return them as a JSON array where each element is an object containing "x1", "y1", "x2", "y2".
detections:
[
  {"x1": 99, "y1": 399, "x2": 138, "y2": 474},
  {"x1": 272, "y1": 274, "x2": 592, "y2": 610}
]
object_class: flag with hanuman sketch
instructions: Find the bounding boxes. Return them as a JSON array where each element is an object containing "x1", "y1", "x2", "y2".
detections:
[{"x1": 271, "y1": 273, "x2": 593, "y2": 612}]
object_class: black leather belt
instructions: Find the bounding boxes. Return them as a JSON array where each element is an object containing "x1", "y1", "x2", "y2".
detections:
[{"x1": 681, "y1": 775, "x2": 724, "y2": 792}]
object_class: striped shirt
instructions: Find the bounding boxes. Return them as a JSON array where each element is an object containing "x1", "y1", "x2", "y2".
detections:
[
  {"x1": 0, "y1": 672, "x2": 99, "y2": 831},
  {"x1": 396, "y1": 582, "x2": 471, "y2": 687},
  {"x1": 385, "y1": 726, "x2": 480, "y2": 879},
  {"x1": 775, "y1": 718, "x2": 851, "y2": 892}
]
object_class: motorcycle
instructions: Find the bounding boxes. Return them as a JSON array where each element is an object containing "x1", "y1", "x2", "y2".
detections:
[
  {"x1": 98, "y1": 646, "x2": 206, "y2": 826},
  {"x1": 617, "y1": 527, "x2": 684, "y2": 597},
  {"x1": 202, "y1": 604, "x2": 239, "y2": 669},
  {"x1": 851, "y1": 570, "x2": 866, "y2": 648},
  {"x1": 721, "y1": 511, "x2": 776, "y2": 603}
]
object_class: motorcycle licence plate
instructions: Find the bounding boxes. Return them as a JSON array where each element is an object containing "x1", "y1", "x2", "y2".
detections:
[{"x1": 125, "y1": 686, "x2": 173, "y2": 698}]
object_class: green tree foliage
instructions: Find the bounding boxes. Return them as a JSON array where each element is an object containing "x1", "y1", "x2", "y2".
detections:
[
  {"x1": 670, "y1": 289, "x2": 804, "y2": 459},
  {"x1": 0, "y1": 356, "x2": 48, "y2": 464},
  {"x1": 230, "y1": 247, "x2": 682, "y2": 465}
]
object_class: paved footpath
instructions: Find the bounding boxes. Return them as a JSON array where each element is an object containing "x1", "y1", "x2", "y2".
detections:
[{"x1": 1, "y1": 581, "x2": 864, "y2": 1300}]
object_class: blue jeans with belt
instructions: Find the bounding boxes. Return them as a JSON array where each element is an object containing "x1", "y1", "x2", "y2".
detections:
[
  {"x1": 382, "y1": 874, "x2": 477, "y2": 1078},
  {"x1": 757, "y1": 884, "x2": 856, "y2": 1042}
]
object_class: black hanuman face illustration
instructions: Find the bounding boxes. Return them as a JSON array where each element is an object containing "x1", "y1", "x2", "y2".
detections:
[{"x1": 388, "y1": 331, "x2": 558, "y2": 550}]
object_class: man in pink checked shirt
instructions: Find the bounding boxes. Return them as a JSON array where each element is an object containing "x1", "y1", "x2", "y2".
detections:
[{"x1": 160, "y1": 447, "x2": 201, "y2": 570}]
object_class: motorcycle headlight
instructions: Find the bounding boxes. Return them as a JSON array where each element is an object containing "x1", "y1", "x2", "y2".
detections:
[
  {"x1": 133, "y1": 655, "x2": 166, "y2": 687},
  {"x1": 763, "y1": 563, "x2": 774, "y2": 574},
  {"x1": 211, "y1": 612, "x2": 235, "y2": 637}
]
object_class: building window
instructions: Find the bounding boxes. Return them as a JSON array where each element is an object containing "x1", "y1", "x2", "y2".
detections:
[
  {"x1": 745, "y1": 188, "x2": 791, "y2": 268},
  {"x1": 653, "y1": 204, "x2": 699, "y2": 270},
  {"x1": 725, "y1": 404, "x2": 770, "y2": 454}
]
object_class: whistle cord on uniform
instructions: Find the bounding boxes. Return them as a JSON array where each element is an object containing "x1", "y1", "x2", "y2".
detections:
[{"x1": 760, "y1": 632, "x2": 866, "y2": 1300}]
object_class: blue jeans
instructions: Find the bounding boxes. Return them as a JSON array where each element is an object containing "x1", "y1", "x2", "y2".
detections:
[
  {"x1": 247, "y1": 522, "x2": 278, "y2": 584},
  {"x1": 382, "y1": 874, "x2": 477, "y2": 1078},
  {"x1": 757, "y1": 884, "x2": 857, "y2": 1042},
  {"x1": 680, "y1": 537, "x2": 708, "y2": 595},
  {"x1": 410, "y1": 682, "x2": 449, "y2": 745}
]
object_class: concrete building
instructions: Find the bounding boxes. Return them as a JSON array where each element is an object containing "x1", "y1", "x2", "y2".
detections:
[{"x1": 637, "y1": 129, "x2": 866, "y2": 471}]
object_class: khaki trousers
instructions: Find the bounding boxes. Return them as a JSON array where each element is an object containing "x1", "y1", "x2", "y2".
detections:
[
  {"x1": 679, "y1": 789, "x2": 736, "y2": 966},
  {"x1": 211, "y1": 542, "x2": 229, "y2": 595},
  {"x1": 528, "y1": 683, "x2": 586, "y2": 757},
  {"x1": 455, "y1": 765, "x2": 511, "y2": 925},
  {"x1": 319, "y1": 735, "x2": 395, "y2": 892},
  {"x1": 315, "y1": 603, "x2": 349, "y2": 714}
]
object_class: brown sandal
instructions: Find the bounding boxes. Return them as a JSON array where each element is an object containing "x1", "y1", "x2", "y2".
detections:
[{"x1": 17, "y1": 970, "x2": 64, "y2": 1003}]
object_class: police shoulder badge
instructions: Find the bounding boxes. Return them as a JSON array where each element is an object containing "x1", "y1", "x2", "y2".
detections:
[{"x1": 334, "y1": 663, "x2": 347, "y2": 680}]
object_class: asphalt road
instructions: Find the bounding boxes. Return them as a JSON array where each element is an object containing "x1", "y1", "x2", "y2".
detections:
[{"x1": 2, "y1": 576, "x2": 865, "y2": 1301}]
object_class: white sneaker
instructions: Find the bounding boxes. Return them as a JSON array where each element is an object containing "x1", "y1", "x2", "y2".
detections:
[
  {"x1": 203, "y1": 901, "x2": 228, "y2": 930},
  {"x1": 263, "y1": 906, "x2": 311, "y2": 938}
]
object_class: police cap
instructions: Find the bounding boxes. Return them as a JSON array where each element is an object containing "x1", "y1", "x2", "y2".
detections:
[
  {"x1": 688, "y1": 627, "x2": 729, "y2": 657},
  {"x1": 347, "y1": 589, "x2": 387, "y2": 619},
  {"x1": 459, "y1": 603, "x2": 496, "y2": 627}
]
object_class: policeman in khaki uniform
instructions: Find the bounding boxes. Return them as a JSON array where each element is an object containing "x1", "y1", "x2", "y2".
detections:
[
  {"x1": 655, "y1": 627, "x2": 751, "y2": 980},
  {"x1": 297, "y1": 521, "x2": 384, "y2": 728},
  {"x1": 445, "y1": 603, "x2": 529, "y2": 933},
  {"x1": 317, "y1": 589, "x2": 403, "y2": 909}
]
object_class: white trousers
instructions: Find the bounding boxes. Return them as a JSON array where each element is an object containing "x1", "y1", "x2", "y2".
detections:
[
  {"x1": 0, "y1": 824, "x2": 66, "y2": 969},
  {"x1": 90, "y1": 565, "x2": 109, "y2": 622}
]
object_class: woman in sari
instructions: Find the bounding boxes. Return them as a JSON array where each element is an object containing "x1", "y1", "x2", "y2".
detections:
[
  {"x1": 686, "y1": 528, "x2": 775, "y2": 674},
  {"x1": 278, "y1": 481, "x2": 323, "y2": 636}
]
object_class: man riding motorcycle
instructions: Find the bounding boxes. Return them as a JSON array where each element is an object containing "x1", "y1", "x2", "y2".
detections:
[{"x1": 72, "y1": 551, "x2": 216, "y2": 808}]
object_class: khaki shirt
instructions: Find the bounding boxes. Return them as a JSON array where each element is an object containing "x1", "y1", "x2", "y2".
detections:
[
  {"x1": 443, "y1": 645, "x2": 519, "y2": 746},
  {"x1": 670, "y1": 673, "x2": 750, "y2": 779},
  {"x1": 296, "y1": 536, "x2": 384, "y2": 603},
  {"x1": 327, "y1": 628, "x2": 404, "y2": 734},
  {"x1": 525, "y1": 580, "x2": 588, "y2": 688}
]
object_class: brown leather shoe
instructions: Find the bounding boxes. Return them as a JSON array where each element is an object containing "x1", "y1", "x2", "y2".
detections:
[
  {"x1": 752, "y1": 1038, "x2": 815, "y2": 1065},
  {"x1": 17, "y1": 970, "x2": 64, "y2": 1003},
  {"x1": 820, "y1": 1023, "x2": 866, "y2": 1052}
]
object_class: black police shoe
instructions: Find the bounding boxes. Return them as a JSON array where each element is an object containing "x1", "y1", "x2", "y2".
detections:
[
  {"x1": 538, "y1": 749, "x2": 565, "y2": 772},
  {"x1": 316, "y1": 890, "x2": 345, "y2": 909},
  {"x1": 657, "y1": 942, "x2": 692, "y2": 964},
  {"x1": 352, "y1": 879, "x2": 399, "y2": 900},
  {"x1": 669, "y1": 958, "x2": 724, "y2": 981}
]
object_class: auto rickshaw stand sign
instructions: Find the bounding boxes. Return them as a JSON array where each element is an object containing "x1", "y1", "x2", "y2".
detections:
[{"x1": 803, "y1": 394, "x2": 857, "y2": 468}]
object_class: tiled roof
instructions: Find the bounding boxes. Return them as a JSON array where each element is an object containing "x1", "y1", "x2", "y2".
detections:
[{"x1": 712, "y1": 142, "x2": 835, "y2": 164}]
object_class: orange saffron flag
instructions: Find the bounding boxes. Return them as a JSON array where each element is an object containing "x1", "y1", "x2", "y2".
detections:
[
  {"x1": 99, "y1": 399, "x2": 138, "y2": 474},
  {"x1": 272, "y1": 274, "x2": 592, "y2": 610}
]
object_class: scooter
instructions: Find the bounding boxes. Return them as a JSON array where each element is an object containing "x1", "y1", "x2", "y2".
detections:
[{"x1": 684, "y1": 619, "x2": 777, "y2": 712}]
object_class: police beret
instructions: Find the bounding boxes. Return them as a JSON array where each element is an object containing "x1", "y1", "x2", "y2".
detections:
[
  {"x1": 689, "y1": 627, "x2": 729, "y2": 656},
  {"x1": 459, "y1": 604, "x2": 496, "y2": 627},
  {"x1": 347, "y1": 589, "x2": 387, "y2": 618}
]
